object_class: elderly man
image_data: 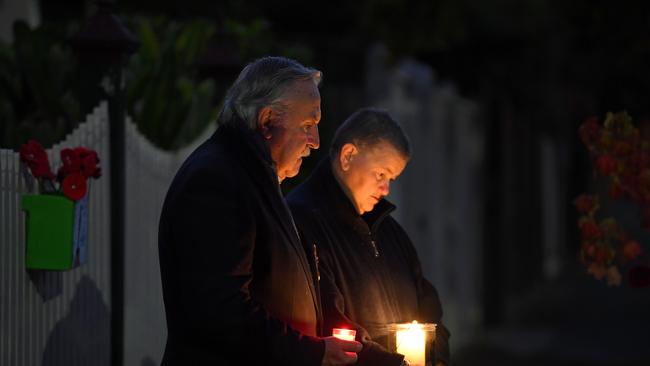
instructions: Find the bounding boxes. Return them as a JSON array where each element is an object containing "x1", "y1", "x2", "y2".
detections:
[
  {"x1": 158, "y1": 57, "x2": 361, "y2": 366},
  {"x1": 287, "y1": 108, "x2": 451, "y2": 366}
]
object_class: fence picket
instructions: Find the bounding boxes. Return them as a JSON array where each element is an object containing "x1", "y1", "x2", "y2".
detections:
[{"x1": 1, "y1": 101, "x2": 214, "y2": 365}]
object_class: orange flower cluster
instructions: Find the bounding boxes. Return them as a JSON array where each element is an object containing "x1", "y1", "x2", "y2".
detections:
[{"x1": 576, "y1": 112, "x2": 649, "y2": 287}]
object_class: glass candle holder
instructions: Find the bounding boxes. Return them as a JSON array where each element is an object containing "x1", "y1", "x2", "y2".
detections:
[
  {"x1": 332, "y1": 328, "x2": 357, "y2": 341},
  {"x1": 387, "y1": 321, "x2": 436, "y2": 366}
]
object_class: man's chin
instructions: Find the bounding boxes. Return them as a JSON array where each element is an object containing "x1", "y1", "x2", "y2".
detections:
[
  {"x1": 360, "y1": 202, "x2": 377, "y2": 214},
  {"x1": 283, "y1": 162, "x2": 302, "y2": 180}
]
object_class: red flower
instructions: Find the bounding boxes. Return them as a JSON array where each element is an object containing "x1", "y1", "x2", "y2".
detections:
[
  {"x1": 628, "y1": 265, "x2": 650, "y2": 288},
  {"x1": 622, "y1": 240, "x2": 642, "y2": 261},
  {"x1": 596, "y1": 155, "x2": 617, "y2": 176},
  {"x1": 60, "y1": 147, "x2": 101, "y2": 179},
  {"x1": 30, "y1": 161, "x2": 55, "y2": 179},
  {"x1": 62, "y1": 172, "x2": 87, "y2": 201},
  {"x1": 574, "y1": 194, "x2": 597, "y2": 214},
  {"x1": 73, "y1": 147, "x2": 94, "y2": 156},
  {"x1": 580, "y1": 220, "x2": 602, "y2": 240},
  {"x1": 75, "y1": 147, "x2": 101, "y2": 178},
  {"x1": 19, "y1": 140, "x2": 54, "y2": 179},
  {"x1": 20, "y1": 140, "x2": 46, "y2": 165},
  {"x1": 580, "y1": 242, "x2": 599, "y2": 264},
  {"x1": 60, "y1": 148, "x2": 81, "y2": 176},
  {"x1": 576, "y1": 112, "x2": 650, "y2": 286}
]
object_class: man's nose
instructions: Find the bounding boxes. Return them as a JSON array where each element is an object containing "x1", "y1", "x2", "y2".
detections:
[
  {"x1": 380, "y1": 181, "x2": 390, "y2": 196},
  {"x1": 308, "y1": 125, "x2": 320, "y2": 149}
]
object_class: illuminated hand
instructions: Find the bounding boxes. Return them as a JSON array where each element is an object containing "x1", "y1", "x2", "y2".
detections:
[
  {"x1": 322, "y1": 336, "x2": 363, "y2": 366},
  {"x1": 401, "y1": 359, "x2": 445, "y2": 366}
]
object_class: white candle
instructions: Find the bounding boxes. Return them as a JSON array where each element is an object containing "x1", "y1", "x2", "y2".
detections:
[
  {"x1": 332, "y1": 328, "x2": 356, "y2": 341},
  {"x1": 396, "y1": 321, "x2": 426, "y2": 366}
]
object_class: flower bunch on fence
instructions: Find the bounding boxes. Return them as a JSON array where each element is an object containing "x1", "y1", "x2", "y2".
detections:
[
  {"x1": 575, "y1": 111, "x2": 650, "y2": 287},
  {"x1": 19, "y1": 140, "x2": 101, "y2": 201}
]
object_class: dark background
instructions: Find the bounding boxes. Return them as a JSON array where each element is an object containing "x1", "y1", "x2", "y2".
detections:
[{"x1": 3, "y1": 1, "x2": 650, "y2": 365}]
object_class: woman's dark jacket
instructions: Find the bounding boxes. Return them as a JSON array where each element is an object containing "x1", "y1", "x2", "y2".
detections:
[
  {"x1": 158, "y1": 122, "x2": 324, "y2": 365},
  {"x1": 287, "y1": 159, "x2": 451, "y2": 366}
]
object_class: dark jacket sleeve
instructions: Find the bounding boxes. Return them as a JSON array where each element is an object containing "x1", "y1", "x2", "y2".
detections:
[
  {"x1": 418, "y1": 278, "x2": 451, "y2": 365},
  {"x1": 298, "y1": 211, "x2": 404, "y2": 366},
  {"x1": 166, "y1": 164, "x2": 323, "y2": 366},
  {"x1": 319, "y1": 247, "x2": 404, "y2": 366},
  {"x1": 393, "y1": 220, "x2": 451, "y2": 365}
]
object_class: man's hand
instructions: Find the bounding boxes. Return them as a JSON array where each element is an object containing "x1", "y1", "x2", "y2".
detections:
[{"x1": 322, "y1": 336, "x2": 363, "y2": 365}]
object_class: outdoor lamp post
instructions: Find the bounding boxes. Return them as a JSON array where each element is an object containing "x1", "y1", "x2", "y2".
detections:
[{"x1": 70, "y1": 2, "x2": 139, "y2": 365}]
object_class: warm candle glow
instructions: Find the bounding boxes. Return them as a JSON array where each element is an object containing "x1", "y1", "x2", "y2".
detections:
[
  {"x1": 332, "y1": 328, "x2": 356, "y2": 341},
  {"x1": 396, "y1": 321, "x2": 426, "y2": 366}
]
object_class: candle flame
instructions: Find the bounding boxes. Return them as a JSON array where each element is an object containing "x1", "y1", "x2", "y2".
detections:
[{"x1": 332, "y1": 328, "x2": 356, "y2": 341}]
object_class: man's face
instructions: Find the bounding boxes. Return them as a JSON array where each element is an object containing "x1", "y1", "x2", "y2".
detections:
[
  {"x1": 265, "y1": 80, "x2": 321, "y2": 181},
  {"x1": 338, "y1": 141, "x2": 407, "y2": 214}
]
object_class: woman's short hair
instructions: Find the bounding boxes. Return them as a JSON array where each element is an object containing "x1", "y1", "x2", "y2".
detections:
[{"x1": 330, "y1": 107, "x2": 411, "y2": 159}]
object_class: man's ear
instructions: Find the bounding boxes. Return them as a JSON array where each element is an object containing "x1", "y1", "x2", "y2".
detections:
[
  {"x1": 339, "y1": 143, "x2": 358, "y2": 172},
  {"x1": 257, "y1": 106, "x2": 274, "y2": 140}
]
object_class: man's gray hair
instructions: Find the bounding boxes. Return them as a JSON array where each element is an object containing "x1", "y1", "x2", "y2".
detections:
[
  {"x1": 330, "y1": 107, "x2": 411, "y2": 159},
  {"x1": 218, "y1": 56, "x2": 322, "y2": 129}
]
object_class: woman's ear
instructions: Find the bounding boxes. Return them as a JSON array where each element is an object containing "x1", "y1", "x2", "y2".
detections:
[
  {"x1": 339, "y1": 143, "x2": 358, "y2": 172},
  {"x1": 257, "y1": 106, "x2": 274, "y2": 140}
]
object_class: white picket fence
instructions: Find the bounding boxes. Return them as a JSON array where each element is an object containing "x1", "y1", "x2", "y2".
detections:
[
  {"x1": 123, "y1": 114, "x2": 213, "y2": 366},
  {"x1": 0, "y1": 101, "x2": 214, "y2": 365},
  {"x1": 0, "y1": 103, "x2": 112, "y2": 366}
]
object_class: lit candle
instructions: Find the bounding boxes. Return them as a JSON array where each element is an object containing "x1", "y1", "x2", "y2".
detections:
[
  {"x1": 396, "y1": 321, "x2": 426, "y2": 366},
  {"x1": 332, "y1": 328, "x2": 356, "y2": 341}
]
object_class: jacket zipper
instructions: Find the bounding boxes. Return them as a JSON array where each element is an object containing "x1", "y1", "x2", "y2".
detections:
[
  {"x1": 312, "y1": 243, "x2": 321, "y2": 281},
  {"x1": 368, "y1": 232, "x2": 380, "y2": 258}
]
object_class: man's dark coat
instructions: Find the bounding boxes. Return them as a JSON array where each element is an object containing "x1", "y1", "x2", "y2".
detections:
[
  {"x1": 287, "y1": 159, "x2": 451, "y2": 366},
  {"x1": 158, "y1": 122, "x2": 324, "y2": 365}
]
